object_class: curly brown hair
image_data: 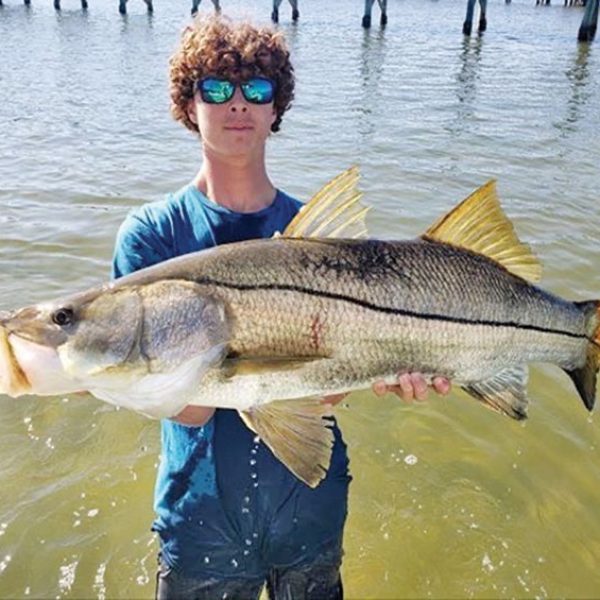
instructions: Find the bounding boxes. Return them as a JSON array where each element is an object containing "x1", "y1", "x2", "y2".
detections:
[{"x1": 169, "y1": 15, "x2": 295, "y2": 135}]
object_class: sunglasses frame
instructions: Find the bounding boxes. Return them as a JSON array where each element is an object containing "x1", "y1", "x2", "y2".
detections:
[{"x1": 196, "y1": 76, "x2": 276, "y2": 105}]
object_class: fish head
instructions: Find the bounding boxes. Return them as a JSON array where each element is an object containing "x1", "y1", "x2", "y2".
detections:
[
  {"x1": 0, "y1": 285, "x2": 149, "y2": 397},
  {"x1": 0, "y1": 280, "x2": 229, "y2": 415}
]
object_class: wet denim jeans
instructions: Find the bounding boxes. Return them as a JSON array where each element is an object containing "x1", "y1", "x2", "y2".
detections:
[{"x1": 155, "y1": 555, "x2": 343, "y2": 600}]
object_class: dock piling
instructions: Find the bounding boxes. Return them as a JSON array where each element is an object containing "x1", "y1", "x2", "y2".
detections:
[
  {"x1": 463, "y1": 0, "x2": 487, "y2": 35},
  {"x1": 271, "y1": 0, "x2": 298, "y2": 23},
  {"x1": 192, "y1": 0, "x2": 220, "y2": 16},
  {"x1": 578, "y1": 0, "x2": 599, "y2": 41},
  {"x1": 362, "y1": 0, "x2": 387, "y2": 28}
]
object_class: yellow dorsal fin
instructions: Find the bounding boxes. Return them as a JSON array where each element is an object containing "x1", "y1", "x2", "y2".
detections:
[
  {"x1": 282, "y1": 166, "x2": 370, "y2": 239},
  {"x1": 423, "y1": 180, "x2": 542, "y2": 282}
]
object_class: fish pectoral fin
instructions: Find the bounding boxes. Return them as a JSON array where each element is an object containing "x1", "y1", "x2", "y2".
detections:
[
  {"x1": 281, "y1": 166, "x2": 370, "y2": 240},
  {"x1": 239, "y1": 398, "x2": 335, "y2": 489},
  {"x1": 222, "y1": 356, "x2": 324, "y2": 377},
  {"x1": 462, "y1": 366, "x2": 529, "y2": 420},
  {"x1": 422, "y1": 180, "x2": 542, "y2": 283}
]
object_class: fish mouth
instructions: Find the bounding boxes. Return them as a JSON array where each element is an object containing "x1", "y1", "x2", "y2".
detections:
[{"x1": 0, "y1": 325, "x2": 32, "y2": 397}]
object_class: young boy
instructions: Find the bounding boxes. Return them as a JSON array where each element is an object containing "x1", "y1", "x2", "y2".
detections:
[{"x1": 112, "y1": 15, "x2": 449, "y2": 599}]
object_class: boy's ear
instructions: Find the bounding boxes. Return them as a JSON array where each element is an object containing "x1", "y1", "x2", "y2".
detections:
[{"x1": 187, "y1": 99, "x2": 198, "y2": 125}]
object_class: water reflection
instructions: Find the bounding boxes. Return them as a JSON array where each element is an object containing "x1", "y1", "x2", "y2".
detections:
[
  {"x1": 357, "y1": 28, "x2": 387, "y2": 141},
  {"x1": 448, "y1": 35, "x2": 484, "y2": 136},
  {"x1": 119, "y1": 9, "x2": 155, "y2": 33},
  {"x1": 555, "y1": 42, "x2": 593, "y2": 137}
]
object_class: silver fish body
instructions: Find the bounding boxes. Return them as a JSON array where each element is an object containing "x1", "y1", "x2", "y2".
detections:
[{"x1": 117, "y1": 236, "x2": 592, "y2": 414}]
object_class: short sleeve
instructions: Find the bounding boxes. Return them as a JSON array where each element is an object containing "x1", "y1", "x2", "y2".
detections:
[{"x1": 111, "y1": 212, "x2": 172, "y2": 279}]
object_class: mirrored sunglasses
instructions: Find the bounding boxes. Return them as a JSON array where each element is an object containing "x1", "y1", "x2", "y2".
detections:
[{"x1": 196, "y1": 77, "x2": 275, "y2": 105}]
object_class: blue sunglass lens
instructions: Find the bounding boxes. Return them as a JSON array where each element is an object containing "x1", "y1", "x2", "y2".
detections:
[
  {"x1": 197, "y1": 77, "x2": 274, "y2": 105},
  {"x1": 199, "y1": 79, "x2": 235, "y2": 104},
  {"x1": 241, "y1": 78, "x2": 275, "y2": 104}
]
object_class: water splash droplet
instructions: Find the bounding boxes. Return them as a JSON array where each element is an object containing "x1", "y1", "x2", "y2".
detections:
[{"x1": 404, "y1": 454, "x2": 418, "y2": 466}]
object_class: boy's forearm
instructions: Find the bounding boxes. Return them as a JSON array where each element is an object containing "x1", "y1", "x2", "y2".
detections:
[{"x1": 171, "y1": 405, "x2": 216, "y2": 426}]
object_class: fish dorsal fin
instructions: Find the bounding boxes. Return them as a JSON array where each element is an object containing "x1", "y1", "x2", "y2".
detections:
[
  {"x1": 239, "y1": 398, "x2": 335, "y2": 488},
  {"x1": 281, "y1": 166, "x2": 370, "y2": 239},
  {"x1": 423, "y1": 180, "x2": 542, "y2": 283}
]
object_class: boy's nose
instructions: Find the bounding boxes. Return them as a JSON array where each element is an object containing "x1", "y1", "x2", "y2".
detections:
[{"x1": 229, "y1": 87, "x2": 248, "y2": 112}]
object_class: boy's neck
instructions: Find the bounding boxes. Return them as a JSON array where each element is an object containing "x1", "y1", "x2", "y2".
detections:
[{"x1": 194, "y1": 151, "x2": 277, "y2": 213}]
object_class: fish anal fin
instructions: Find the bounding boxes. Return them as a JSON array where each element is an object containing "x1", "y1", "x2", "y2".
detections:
[
  {"x1": 282, "y1": 166, "x2": 370, "y2": 240},
  {"x1": 462, "y1": 366, "x2": 529, "y2": 420},
  {"x1": 240, "y1": 399, "x2": 335, "y2": 488},
  {"x1": 423, "y1": 180, "x2": 542, "y2": 283}
]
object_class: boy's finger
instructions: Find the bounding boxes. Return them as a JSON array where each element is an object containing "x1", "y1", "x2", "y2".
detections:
[
  {"x1": 432, "y1": 377, "x2": 451, "y2": 396},
  {"x1": 397, "y1": 373, "x2": 414, "y2": 401},
  {"x1": 410, "y1": 373, "x2": 429, "y2": 401},
  {"x1": 372, "y1": 380, "x2": 388, "y2": 397}
]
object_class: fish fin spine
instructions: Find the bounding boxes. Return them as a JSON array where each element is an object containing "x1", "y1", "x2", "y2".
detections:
[
  {"x1": 281, "y1": 166, "x2": 370, "y2": 240},
  {"x1": 423, "y1": 180, "x2": 542, "y2": 283}
]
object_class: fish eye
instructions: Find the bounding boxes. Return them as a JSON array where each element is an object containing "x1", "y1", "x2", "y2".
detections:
[{"x1": 52, "y1": 308, "x2": 75, "y2": 327}]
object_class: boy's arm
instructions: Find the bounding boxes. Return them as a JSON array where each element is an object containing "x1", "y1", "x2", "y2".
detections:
[{"x1": 171, "y1": 405, "x2": 216, "y2": 426}]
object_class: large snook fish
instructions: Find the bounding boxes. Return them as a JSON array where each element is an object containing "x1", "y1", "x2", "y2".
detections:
[{"x1": 0, "y1": 168, "x2": 598, "y2": 487}]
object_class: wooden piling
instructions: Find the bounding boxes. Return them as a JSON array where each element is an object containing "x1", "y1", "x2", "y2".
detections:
[
  {"x1": 463, "y1": 0, "x2": 487, "y2": 35},
  {"x1": 479, "y1": 0, "x2": 487, "y2": 31},
  {"x1": 578, "y1": 0, "x2": 599, "y2": 41},
  {"x1": 192, "y1": 0, "x2": 220, "y2": 16},
  {"x1": 463, "y1": 0, "x2": 476, "y2": 34},
  {"x1": 55, "y1": 0, "x2": 89, "y2": 9},
  {"x1": 362, "y1": 0, "x2": 387, "y2": 28},
  {"x1": 118, "y1": 0, "x2": 154, "y2": 14},
  {"x1": 271, "y1": 0, "x2": 299, "y2": 23}
]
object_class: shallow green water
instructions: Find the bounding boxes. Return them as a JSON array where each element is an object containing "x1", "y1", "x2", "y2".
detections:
[{"x1": 1, "y1": 0, "x2": 599, "y2": 597}]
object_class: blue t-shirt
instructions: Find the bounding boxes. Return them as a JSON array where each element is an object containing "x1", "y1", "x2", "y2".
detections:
[{"x1": 112, "y1": 183, "x2": 350, "y2": 579}]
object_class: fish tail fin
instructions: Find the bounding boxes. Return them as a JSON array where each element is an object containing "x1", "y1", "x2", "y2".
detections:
[{"x1": 565, "y1": 300, "x2": 600, "y2": 411}]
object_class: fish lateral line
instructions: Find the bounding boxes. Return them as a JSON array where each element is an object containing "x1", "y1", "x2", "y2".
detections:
[{"x1": 194, "y1": 277, "x2": 588, "y2": 343}]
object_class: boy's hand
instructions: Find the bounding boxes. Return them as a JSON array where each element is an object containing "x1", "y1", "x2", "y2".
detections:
[
  {"x1": 321, "y1": 374, "x2": 451, "y2": 406},
  {"x1": 372, "y1": 373, "x2": 451, "y2": 402}
]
